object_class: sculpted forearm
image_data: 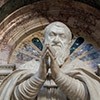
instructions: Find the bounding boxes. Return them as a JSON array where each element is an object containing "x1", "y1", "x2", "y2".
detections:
[
  {"x1": 47, "y1": 45, "x2": 89, "y2": 99},
  {"x1": 13, "y1": 72, "x2": 45, "y2": 100},
  {"x1": 54, "y1": 72, "x2": 89, "y2": 100}
]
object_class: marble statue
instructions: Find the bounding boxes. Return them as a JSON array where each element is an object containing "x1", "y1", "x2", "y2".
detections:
[{"x1": 0, "y1": 22, "x2": 100, "y2": 100}]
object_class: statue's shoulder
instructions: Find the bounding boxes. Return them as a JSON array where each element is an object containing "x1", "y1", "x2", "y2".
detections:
[
  {"x1": 71, "y1": 58, "x2": 95, "y2": 72},
  {"x1": 62, "y1": 58, "x2": 94, "y2": 73},
  {"x1": 17, "y1": 59, "x2": 40, "y2": 73},
  {"x1": 70, "y1": 58, "x2": 88, "y2": 68}
]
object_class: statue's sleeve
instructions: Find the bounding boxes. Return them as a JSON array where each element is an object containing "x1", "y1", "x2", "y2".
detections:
[
  {"x1": 12, "y1": 72, "x2": 45, "y2": 100},
  {"x1": 54, "y1": 72, "x2": 89, "y2": 100}
]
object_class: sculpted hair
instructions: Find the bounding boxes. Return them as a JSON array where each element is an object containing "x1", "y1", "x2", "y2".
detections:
[{"x1": 44, "y1": 21, "x2": 72, "y2": 41}]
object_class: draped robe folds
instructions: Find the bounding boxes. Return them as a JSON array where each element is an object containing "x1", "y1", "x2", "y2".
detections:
[{"x1": 0, "y1": 59, "x2": 100, "y2": 100}]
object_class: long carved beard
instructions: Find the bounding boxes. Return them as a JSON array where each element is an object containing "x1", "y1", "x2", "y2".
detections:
[
  {"x1": 52, "y1": 46, "x2": 70, "y2": 66},
  {"x1": 44, "y1": 40, "x2": 70, "y2": 66}
]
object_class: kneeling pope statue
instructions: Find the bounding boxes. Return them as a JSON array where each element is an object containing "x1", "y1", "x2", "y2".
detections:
[{"x1": 0, "y1": 21, "x2": 100, "y2": 100}]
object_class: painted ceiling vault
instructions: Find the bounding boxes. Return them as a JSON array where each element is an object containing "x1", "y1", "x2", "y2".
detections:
[{"x1": 0, "y1": 0, "x2": 100, "y2": 73}]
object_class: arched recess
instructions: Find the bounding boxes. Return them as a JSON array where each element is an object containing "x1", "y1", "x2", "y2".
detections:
[
  {"x1": 0, "y1": 3, "x2": 49, "y2": 65},
  {"x1": 0, "y1": 0, "x2": 100, "y2": 70}
]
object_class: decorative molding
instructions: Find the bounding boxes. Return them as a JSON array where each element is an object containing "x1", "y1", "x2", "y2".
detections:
[{"x1": 0, "y1": 0, "x2": 100, "y2": 65}]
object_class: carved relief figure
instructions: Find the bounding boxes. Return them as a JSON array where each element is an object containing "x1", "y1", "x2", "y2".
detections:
[{"x1": 0, "y1": 22, "x2": 100, "y2": 100}]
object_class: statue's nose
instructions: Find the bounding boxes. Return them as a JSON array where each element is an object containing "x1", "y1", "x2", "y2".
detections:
[
  {"x1": 53, "y1": 36, "x2": 61, "y2": 45},
  {"x1": 54, "y1": 36, "x2": 60, "y2": 42}
]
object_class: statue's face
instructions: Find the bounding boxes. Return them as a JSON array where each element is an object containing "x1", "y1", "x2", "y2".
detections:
[
  {"x1": 45, "y1": 25, "x2": 70, "y2": 51},
  {"x1": 44, "y1": 23, "x2": 71, "y2": 66}
]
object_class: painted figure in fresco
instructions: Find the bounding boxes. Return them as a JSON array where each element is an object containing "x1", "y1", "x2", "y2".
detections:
[{"x1": 0, "y1": 22, "x2": 100, "y2": 100}]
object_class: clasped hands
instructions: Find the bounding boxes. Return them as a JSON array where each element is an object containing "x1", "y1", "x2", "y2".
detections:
[{"x1": 39, "y1": 44, "x2": 60, "y2": 80}]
